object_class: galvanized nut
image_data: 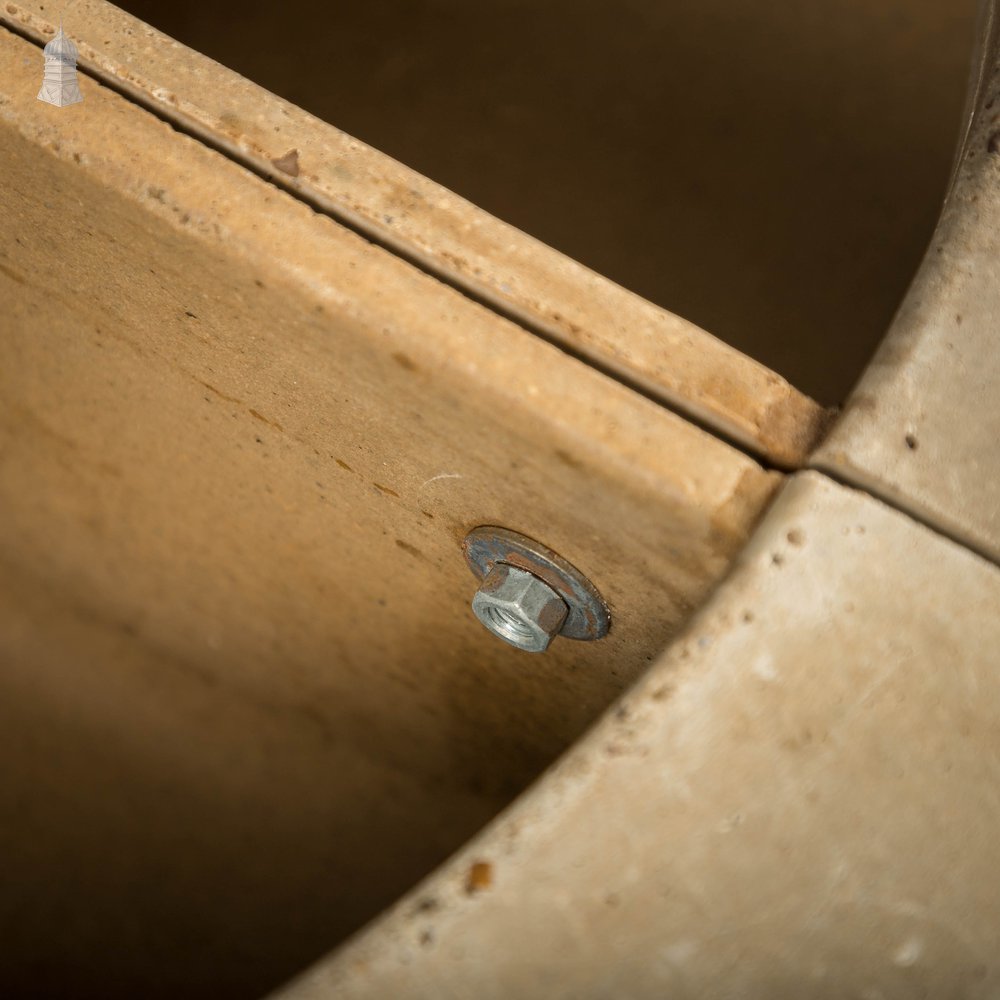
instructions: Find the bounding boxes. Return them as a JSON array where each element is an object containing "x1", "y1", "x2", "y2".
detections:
[
  {"x1": 464, "y1": 526, "x2": 610, "y2": 651},
  {"x1": 471, "y1": 563, "x2": 570, "y2": 653}
]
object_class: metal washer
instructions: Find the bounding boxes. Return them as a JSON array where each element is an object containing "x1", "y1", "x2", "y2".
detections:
[{"x1": 462, "y1": 526, "x2": 610, "y2": 641}]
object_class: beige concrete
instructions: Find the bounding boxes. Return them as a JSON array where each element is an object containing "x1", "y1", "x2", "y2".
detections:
[
  {"x1": 0, "y1": 24, "x2": 780, "y2": 998},
  {"x1": 814, "y1": 0, "x2": 1000, "y2": 561},
  {"x1": 0, "y1": 0, "x2": 833, "y2": 465},
  {"x1": 10, "y1": 0, "x2": 976, "y2": 412},
  {"x1": 279, "y1": 471, "x2": 1000, "y2": 999},
  {"x1": 3, "y1": 2, "x2": 994, "y2": 996}
]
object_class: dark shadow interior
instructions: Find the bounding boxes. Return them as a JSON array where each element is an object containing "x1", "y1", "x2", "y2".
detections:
[{"x1": 119, "y1": 0, "x2": 975, "y2": 404}]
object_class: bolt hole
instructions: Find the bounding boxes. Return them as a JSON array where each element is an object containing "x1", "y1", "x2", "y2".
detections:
[{"x1": 483, "y1": 605, "x2": 536, "y2": 643}]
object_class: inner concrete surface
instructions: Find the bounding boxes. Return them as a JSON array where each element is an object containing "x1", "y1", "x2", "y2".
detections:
[
  {"x1": 0, "y1": 21, "x2": 779, "y2": 1000},
  {"x1": 117, "y1": 0, "x2": 976, "y2": 404}
]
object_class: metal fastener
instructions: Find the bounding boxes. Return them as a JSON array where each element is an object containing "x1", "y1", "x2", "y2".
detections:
[
  {"x1": 464, "y1": 526, "x2": 610, "y2": 653},
  {"x1": 471, "y1": 563, "x2": 569, "y2": 653}
]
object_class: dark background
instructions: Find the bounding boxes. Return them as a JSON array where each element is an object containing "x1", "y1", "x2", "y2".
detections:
[{"x1": 120, "y1": 0, "x2": 976, "y2": 403}]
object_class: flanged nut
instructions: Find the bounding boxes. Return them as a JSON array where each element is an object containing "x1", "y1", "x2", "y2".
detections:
[{"x1": 471, "y1": 563, "x2": 570, "y2": 653}]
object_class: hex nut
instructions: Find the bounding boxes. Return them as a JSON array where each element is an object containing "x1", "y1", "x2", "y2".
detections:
[
  {"x1": 471, "y1": 563, "x2": 570, "y2": 653},
  {"x1": 464, "y1": 526, "x2": 610, "y2": 641}
]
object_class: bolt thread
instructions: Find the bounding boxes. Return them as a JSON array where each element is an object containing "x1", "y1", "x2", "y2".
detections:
[{"x1": 483, "y1": 605, "x2": 536, "y2": 644}]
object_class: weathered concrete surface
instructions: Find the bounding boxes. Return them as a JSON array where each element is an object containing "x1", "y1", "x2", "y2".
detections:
[
  {"x1": 278, "y1": 472, "x2": 1000, "y2": 999},
  {"x1": 814, "y1": 0, "x2": 1000, "y2": 561},
  {"x1": 0, "y1": 0, "x2": 833, "y2": 465},
  {"x1": 0, "y1": 24, "x2": 779, "y2": 998}
]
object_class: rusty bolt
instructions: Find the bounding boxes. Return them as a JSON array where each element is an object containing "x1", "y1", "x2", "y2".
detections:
[{"x1": 471, "y1": 562, "x2": 569, "y2": 653}]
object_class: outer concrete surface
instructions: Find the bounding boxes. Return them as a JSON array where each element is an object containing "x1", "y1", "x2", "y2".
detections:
[
  {"x1": 0, "y1": 0, "x2": 831, "y2": 465},
  {"x1": 277, "y1": 471, "x2": 1000, "y2": 999},
  {"x1": 0, "y1": 24, "x2": 780, "y2": 998},
  {"x1": 814, "y1": 0, "x2": 1000, "y2": 561}
]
